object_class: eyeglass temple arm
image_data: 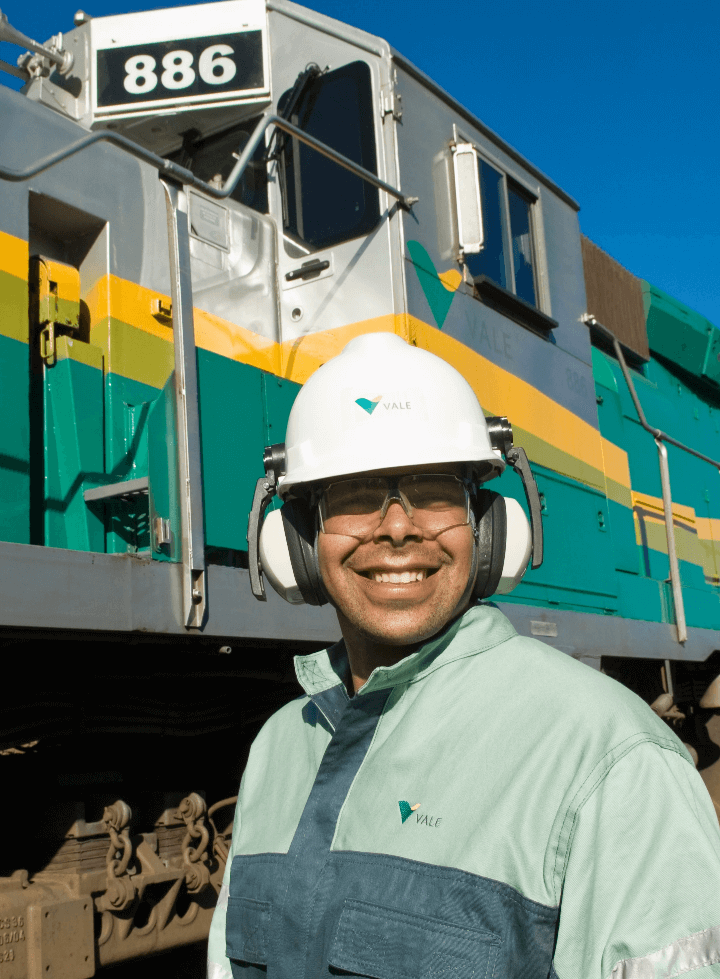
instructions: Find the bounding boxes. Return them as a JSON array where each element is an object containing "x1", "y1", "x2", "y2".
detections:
[
  {"x1": 247, "y1": 443, "x2": 287, "y2": 600},
  {"x1": 486, "y1": 417, "x2": 544, "y2": 570}
]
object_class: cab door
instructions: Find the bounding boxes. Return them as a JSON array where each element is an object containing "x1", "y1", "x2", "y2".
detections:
[{"x1": 269, "y1": 50, "x2": 402, "y2": 368}]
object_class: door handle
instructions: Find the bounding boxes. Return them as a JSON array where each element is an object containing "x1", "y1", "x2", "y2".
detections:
[{"x1": 285, "y1": 259, "x2": 330, "y2": 281}]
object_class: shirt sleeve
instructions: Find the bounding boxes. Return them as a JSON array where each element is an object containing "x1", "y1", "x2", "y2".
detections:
[
  {"x1": 207, "y1": 789, "x2": 242, "y2": 979},
  {"x1": 552, "y1": 739, "x2": 720, "y2": 979}
]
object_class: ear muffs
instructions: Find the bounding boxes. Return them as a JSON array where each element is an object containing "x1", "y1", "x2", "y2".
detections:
[
  {"x1": 259, "y1": 491, "x2": 532, "y2": 607},
  {"x1": 496, "y1": 497, "x2": 533, "y2": 595},
  {"x1": 472, "y1": 491, "x2": 533, "y2": 600},
  {"x1": 258, "y1": 503, "x2": 328, "y2": 606},
  {"x1": 472, "y1": 490, "x2": 507, "y2": 600},
  {"x1": 281, "y1": 500, "x2": 327, "y2": 606}
]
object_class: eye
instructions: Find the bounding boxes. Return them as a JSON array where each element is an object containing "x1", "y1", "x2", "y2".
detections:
[
  {"x1": 324, "y1": 480, "x2": 385, "y2": 516},
  {"x1": 403, "y1": 476, "x2": 466, "y2": 511}
]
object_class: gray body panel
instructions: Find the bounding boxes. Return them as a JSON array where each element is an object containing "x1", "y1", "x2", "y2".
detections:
[
  {"x1": 394, "y1": 62, "x2": 595, "y2": 388},
  {"x1": 0, "y1": 539, "x2": 716, "y2": 664},
  {"x1": 0, "y1": 539, "x2": 339, "y2": 641}
]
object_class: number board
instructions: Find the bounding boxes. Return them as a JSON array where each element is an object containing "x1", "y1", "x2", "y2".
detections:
[{"x1": 96, "y1": 31, "x2": 264, "y2": 109}]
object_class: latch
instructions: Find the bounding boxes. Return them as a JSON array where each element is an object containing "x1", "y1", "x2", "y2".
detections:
[
  {"x1": 31, "y1": 256, "x2": 81, "y2": 366},
  {"x1": 382, "y1": 90, "x2": 403, "y2": 121},
  {"x1": 151, "y1": 297, "x2": 173, "y2": 325}
]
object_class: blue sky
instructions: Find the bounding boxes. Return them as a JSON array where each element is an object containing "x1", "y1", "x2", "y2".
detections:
[{"x1": 2, "y1": 0, "x2": 718, "y2": 325}]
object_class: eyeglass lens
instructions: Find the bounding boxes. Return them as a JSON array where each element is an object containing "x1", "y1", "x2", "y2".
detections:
[{"x1": 319, "y1": 475, "x2": 470, "y2": 537}]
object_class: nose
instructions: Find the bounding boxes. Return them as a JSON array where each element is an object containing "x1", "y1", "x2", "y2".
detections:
[{"x1": 374, "y1": 500, "x2": 423, "y2": 545}]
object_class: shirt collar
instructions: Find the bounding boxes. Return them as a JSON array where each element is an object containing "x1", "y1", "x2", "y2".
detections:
[{"x1": 294, "y1": 603, "x2": 516, "y2": 698}]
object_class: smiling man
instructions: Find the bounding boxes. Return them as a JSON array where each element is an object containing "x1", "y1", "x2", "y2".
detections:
[
  {"x1": 208, "y1": 333, "x2": 720, "y2": 979},
  {"x1": 317, "y1": 463, "x2": 479, "y2": 690}
]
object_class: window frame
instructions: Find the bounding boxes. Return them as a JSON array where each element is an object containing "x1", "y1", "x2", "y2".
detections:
[
  {"x1": 276, "y1": 60, "x2": 382, "y2": 256},
  {"x1": 453, "y1": 127, "x2": 552, "y2": 328}
]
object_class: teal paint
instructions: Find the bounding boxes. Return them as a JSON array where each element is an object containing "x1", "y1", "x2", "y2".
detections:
[
  {"x1": 643, "y1": 281, "x2": 720, "y2": 386},
  {"x1": 196, "y1": 349, "x2": 300, "y2": 553},
  {"x1": 592, "y1": 340, "x2": 720, "y2": 630},
  {"x1": 43, "y1": 343, "x2": 105, "y2": 552},
  {"x1": 0, "y1": 333, "x2": 30, "y2": 544},
  {"x1": 262, "y1": 369, "x2": 301, "y2": 449},
  {"x1": 197, "y1": 350, "x2": 264, "y2": 553},
  {"x1": 104, "y1": 372, "x2": 158, "y2": 554},
  {"x1": 496, "y1": 462, "x2": 618, "y2": 614},
  {"x1": 606, "y1": 499, "x2": 639, "y2": 576},
  {"x1": 147, "y1": 373, "x2": 181, "y2": 563},
  {"x1": 407, "y1": 240, "x2": 455, "y2": 329}
]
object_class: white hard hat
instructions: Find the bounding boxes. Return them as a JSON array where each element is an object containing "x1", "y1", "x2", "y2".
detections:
[{"x1": 277, "y1": 332, "x2": 503, "y2": 497}]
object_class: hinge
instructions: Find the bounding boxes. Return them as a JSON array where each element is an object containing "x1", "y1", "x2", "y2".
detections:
[{"x1": 382, "y1": 90, "x2": 402, "y2": 122}]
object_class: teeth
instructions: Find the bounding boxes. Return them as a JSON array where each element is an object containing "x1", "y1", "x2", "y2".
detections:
[{"x1": 371, "y1": 570, "x2": 427, "y2": 583}]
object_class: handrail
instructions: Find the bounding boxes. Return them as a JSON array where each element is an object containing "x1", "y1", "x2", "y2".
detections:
[
  {"x1": 583, "y1": 314, "x2": 720, "y2": 645},
  {"x1": 0, "y1": 111, "x2": 416, "y2": 208}
]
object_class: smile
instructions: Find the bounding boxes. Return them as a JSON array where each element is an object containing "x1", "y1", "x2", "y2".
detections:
[{"x1": 359, "y1": 568, "x2": 439, "y2": 583}]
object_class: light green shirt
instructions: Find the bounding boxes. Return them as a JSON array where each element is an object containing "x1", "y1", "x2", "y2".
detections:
[{"x1": 208, "y1": 604, "x2": 720, "y2": 979}]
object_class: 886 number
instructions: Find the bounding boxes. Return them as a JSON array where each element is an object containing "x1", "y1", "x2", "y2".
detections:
[{"x1": 123, "y1": 44, "x2": 237, "y2": 94}]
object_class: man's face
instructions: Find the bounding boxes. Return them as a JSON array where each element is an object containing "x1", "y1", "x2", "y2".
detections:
[{"x1": 316, "y1": 465, "x2": 476, "y2": 648}]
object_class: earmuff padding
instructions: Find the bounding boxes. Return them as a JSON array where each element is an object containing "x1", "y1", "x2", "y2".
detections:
[
  {"x1": 472, "y1": 490, "x2": 507, "y2": 600},
  {"x1": 259, "y1": 509, "x2": 305, "y2": 605},
  {"x1": 496, "y1": 498, "x2": 532, "y2": 594},
  {"x1": 281, "y1": 501, "x2": 328, "y2": 606}
]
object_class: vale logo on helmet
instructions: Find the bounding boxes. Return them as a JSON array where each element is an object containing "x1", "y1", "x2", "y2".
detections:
[{"x1": 355, "y1": 394, "x2": 412, "y2": 415}]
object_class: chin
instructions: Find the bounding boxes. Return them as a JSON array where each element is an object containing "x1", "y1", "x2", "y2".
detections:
[{"x1": 351, "y1": 605, "x2": 462, "y2": 647}]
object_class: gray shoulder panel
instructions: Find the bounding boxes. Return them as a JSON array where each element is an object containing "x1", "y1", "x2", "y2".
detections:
[{"x1": 609, "y1": 925, "x2": 720, "y2": 979}]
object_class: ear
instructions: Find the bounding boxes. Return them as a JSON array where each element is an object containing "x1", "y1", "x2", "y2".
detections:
[{"x1": 495, "y1": 497, "x2": 532, "y2": 595}]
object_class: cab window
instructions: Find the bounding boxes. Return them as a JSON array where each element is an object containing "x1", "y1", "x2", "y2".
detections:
[
  {"x1": 279, "y1": 61, "x2": 380, "y2": 253},
  {"x1": 167, "y1": 117, "x2": 268, "y2": 214},
  {"x1": 465, "y1": 158, "x2": 538, "y2": 308}
]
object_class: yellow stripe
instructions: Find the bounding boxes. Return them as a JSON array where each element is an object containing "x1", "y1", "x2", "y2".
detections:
[
  {"x1": 630, "y1": 490, "x2": 719, "y2": 573},
  {"x1": 0, "y1": 241, "x2": 631, "y2": 498},
  {"x1": 409, "y1": 316, "x2": 608, "y2": 485},
  {"x1": 1, "y1": 236, "x2": 699, "y2": 528},
  {"x1": 65, "y1": 273, "x2": 624, "y2": 494},
  {"x1": 0, "y1": 230, "x2": 28, "y2": 280},
  {"x1": 696, "y1": 516, "x2": 720, "y2": 544},
  {"x1": 600, "y1": 438, "x2": 632, "y2": 495},
  {"x1": 632, "y1": 491, "x2": 697, "y2": 528}
]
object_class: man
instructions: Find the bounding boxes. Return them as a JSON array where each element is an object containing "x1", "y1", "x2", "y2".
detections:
[{"x1": 208, "y1": 333, "x2": 720, "y2": 979}]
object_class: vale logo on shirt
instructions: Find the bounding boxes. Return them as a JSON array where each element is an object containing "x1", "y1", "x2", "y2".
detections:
[{"x1": 398, "y1": 801, "x2": 443, "y2": 828}]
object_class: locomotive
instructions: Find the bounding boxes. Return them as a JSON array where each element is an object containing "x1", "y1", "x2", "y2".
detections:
[{"x1": 1, "y1": 0, "x2": 719, "y2": 974}]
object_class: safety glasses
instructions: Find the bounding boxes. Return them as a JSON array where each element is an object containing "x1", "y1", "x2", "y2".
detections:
[{"x1": 318, "y1": 474, "x2": 471, "y2": 538}]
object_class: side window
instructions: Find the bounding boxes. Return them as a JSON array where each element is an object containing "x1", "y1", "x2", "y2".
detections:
[
  {"x1": 279, "y1": 61, "x2": 380, "y2": 253},
  {"x1": 507, "y1": 183, "x2": 536, "y2": 306},
  {"x1": 167, "y1": 118, "x2": 269, "y2": 213},
  {"x1": 464, "y1": 157, "x2": 538, "y2": 309}
]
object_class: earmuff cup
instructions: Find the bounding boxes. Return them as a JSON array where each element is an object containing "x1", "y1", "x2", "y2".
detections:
[
  {"x1": 472, "y1": 489, "x2": 507, "y2": 600},
  {"x1": 280, "y1": 500, "x2": 328, "y2": 606}
]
